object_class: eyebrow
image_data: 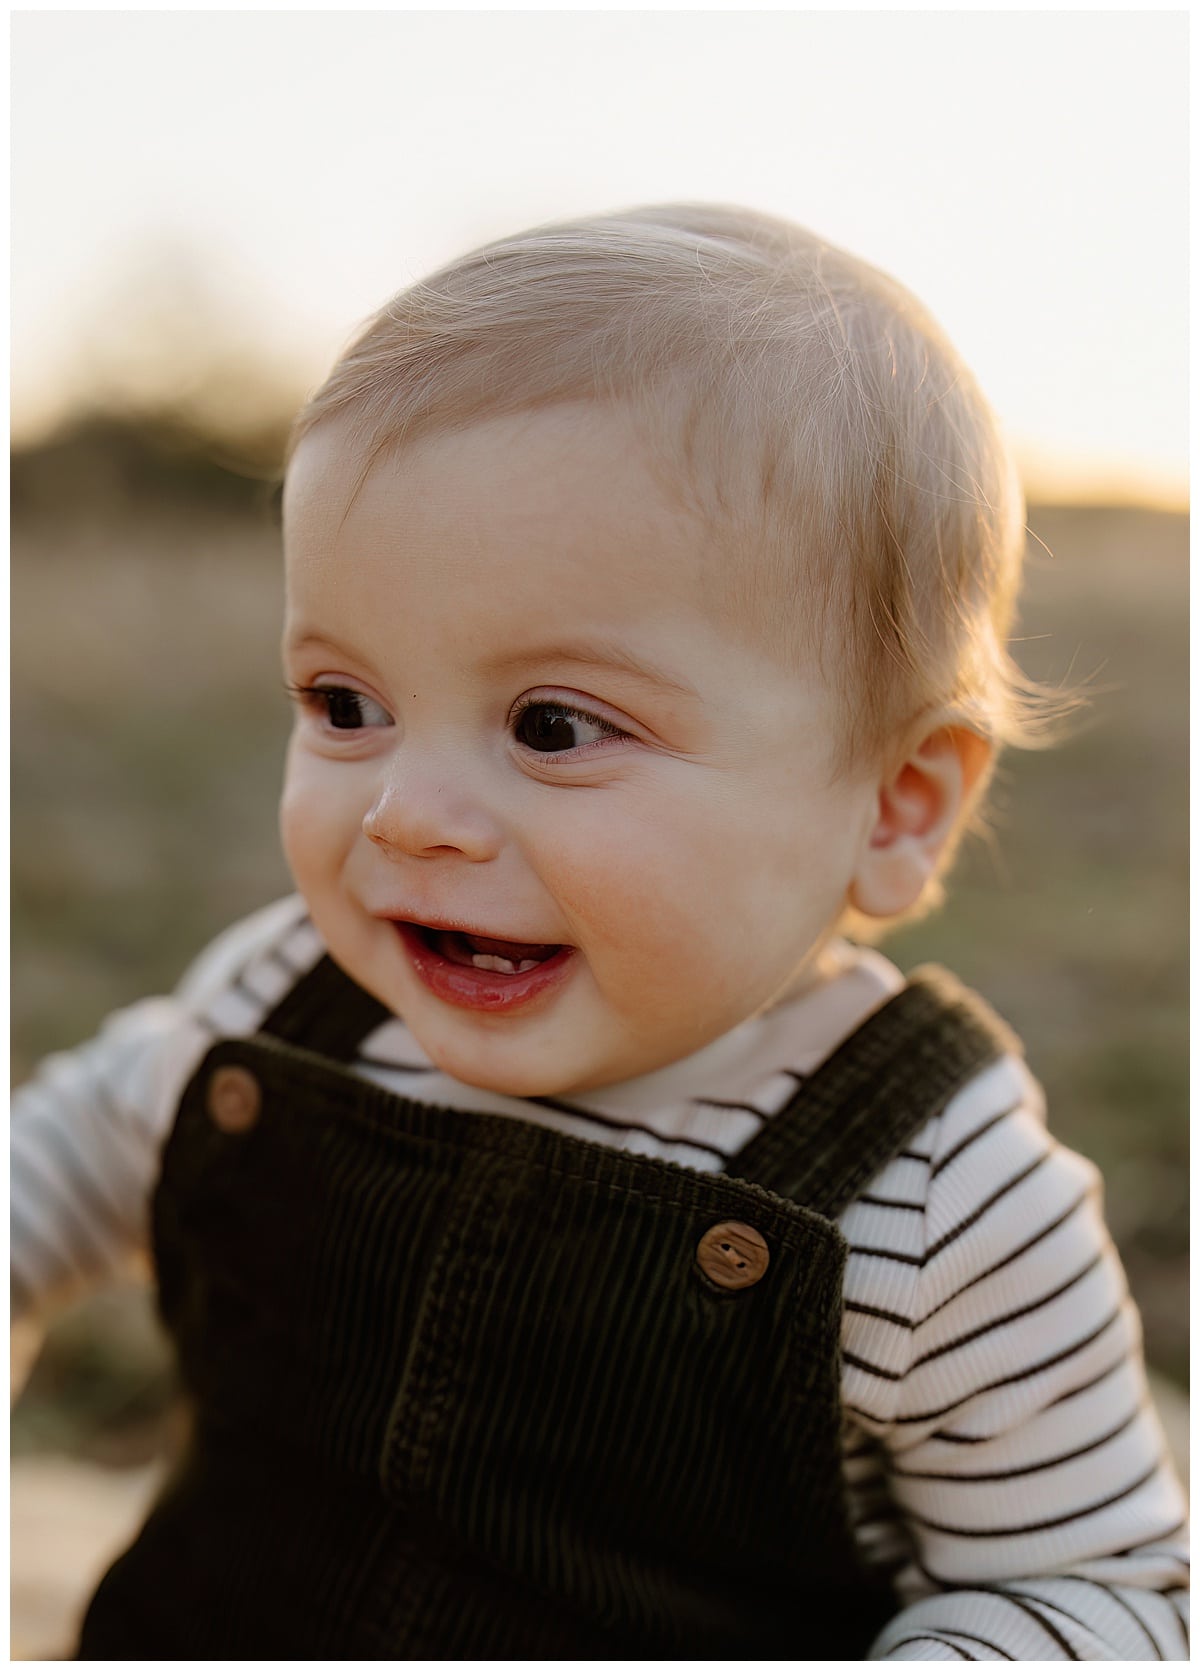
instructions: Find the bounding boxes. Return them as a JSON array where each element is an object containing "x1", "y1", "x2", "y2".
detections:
[
  {"x1": 482, "y1": 639, "x2": 700, "y2": 700},
  {"x1": 284, "y1": 629, "x2": 339, "y2": 654}
]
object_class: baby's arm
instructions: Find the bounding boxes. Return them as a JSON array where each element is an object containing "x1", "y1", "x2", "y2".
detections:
[
  {"x1": 11, "y1": 896, "x2": 315, "y2": 1330},
  {"x1": 12, "y1": 995, "x2": 201, "y2": 1319},
  {"x1": 840, "y1": 1059, "x2": 1188, "y2": 1660}
]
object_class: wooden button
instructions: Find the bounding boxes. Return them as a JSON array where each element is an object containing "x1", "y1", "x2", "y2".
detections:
[
  {"x1": 206, "y1": 1065, "x2": 262, "y2": 1134},
  {"x1": 696, "y1": 1221, "x2": 770, "y2": 1290}
]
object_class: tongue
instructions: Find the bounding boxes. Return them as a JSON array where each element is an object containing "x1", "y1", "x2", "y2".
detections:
[{"x1": 463, "y1": 932, "x2": 559, "y2": 961}]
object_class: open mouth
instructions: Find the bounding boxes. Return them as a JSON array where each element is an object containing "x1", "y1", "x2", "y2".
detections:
[
  {"x1": 418, "y1": 926, "x2": 564, "y2": 976},
  {"x1": 395, "y1": 921, "x2": 574, "y2": 1012}
]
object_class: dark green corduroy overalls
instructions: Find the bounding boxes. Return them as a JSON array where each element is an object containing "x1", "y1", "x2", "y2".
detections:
[{"x1": 77, "y1": 957, "x2": 1013, "y2": 1661}]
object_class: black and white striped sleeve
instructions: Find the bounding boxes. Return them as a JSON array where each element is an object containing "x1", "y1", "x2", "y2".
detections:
[
  {"x1": 839, "y1": 1057, "x2": 1189, "y2": 1660},
  {"x1": 11, "y1": 896, "x2": 316, "y2": 1322}
]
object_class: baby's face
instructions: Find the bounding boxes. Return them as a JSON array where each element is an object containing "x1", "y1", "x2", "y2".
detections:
[{"x1": 280, "y1": 402, "x2": 879, "y2": 1097}]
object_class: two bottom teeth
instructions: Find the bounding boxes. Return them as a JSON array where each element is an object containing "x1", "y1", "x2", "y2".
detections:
[
  {"x1": 423, "y1": 926, "x2": 560, "y2": 975},
  {"x1": 470, "y1": 953, "x2": 543, "y2": 974}
]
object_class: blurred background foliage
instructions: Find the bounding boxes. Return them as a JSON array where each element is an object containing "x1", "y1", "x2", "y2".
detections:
[{"x1": 11, "y1": 383, "x2": 1188, "y2": 1463}]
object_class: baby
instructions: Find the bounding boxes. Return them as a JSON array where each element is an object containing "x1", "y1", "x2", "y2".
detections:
[{"x1": 13, "y1": 205, "x2": 1188, "y2": 1659}]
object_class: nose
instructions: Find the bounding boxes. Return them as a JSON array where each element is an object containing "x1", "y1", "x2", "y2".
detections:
[{"x1": 362, "y1": 762, "x2": 503, "y2": 863}]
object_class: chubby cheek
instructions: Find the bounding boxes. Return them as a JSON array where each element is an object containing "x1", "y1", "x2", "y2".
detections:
[
  {"x1": 543, "y1": 791, "x2": 855, "y2": 1026},
  {"x1": 278, "y1": 747, "x2": 354, "y2": 900},
  {"x1": 541, "y1": 808, "x2": 771, "y2": 1020}
]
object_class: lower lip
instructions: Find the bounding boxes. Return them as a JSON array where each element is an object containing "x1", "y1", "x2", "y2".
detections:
[{"x1": 392, "y1": 923, "x2": 576, "y2": 1013}]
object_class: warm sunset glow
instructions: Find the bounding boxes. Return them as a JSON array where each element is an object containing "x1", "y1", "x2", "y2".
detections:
[{"x1": 11, "y1": 11, "x2": 1188, "y2": 507}]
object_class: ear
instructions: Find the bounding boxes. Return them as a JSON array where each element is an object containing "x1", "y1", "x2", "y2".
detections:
[{"x1": 849, "y1": 725, "x2": 992, "y2": 920}]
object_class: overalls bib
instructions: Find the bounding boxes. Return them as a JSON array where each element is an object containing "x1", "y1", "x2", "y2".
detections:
[{"x1": 78, "y1": 958, "x2": 1014, "y2": 1660}]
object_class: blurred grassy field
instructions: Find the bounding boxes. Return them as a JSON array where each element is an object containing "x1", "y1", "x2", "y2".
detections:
[
  {"x1": 886, "y1": 503, "x2": 1188, "y2": 1384},
  {"x1": 11, "y1": 473, "x2": 1189, "y2": 1442}
]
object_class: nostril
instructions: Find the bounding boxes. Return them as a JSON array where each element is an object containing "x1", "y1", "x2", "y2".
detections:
[{"x1": 365, "y1": 827, "x2": 405, "y2": 860}]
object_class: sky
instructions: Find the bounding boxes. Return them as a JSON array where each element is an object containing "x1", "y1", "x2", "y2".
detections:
[{"x1": 10, "y1": 9, "x2": 1190, "y2": 506}]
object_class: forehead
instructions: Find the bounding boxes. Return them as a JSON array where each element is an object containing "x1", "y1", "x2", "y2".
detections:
[
  {"x1": 283, "y1": 406, "x2": 761, "y2": 708},
  {"x1": 284, "y1": 403, "x2": 719, "y2": 593},
  {"x1": 283, "y1": 403, "x2": 849, "y2": 774},
  {"x1": 282, "y1": 401, "x2": 830, "y2": 708}
]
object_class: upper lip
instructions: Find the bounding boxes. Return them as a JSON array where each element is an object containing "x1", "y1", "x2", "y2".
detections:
[{"x1": 374, "y1": 910, "x2": 562, "y2": 944}]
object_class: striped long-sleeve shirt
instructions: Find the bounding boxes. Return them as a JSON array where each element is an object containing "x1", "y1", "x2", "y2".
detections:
[{"x1": 11, "y1": 896, "x2": 1189, "y2": 1660}]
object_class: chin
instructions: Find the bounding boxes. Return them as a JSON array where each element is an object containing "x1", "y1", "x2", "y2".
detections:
[{"x1": 415, "y1": 1034, "x2": 574, "y2": 1101}]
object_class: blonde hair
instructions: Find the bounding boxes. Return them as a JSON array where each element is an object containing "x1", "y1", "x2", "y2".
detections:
[{"x1": 290, "y1": 203, "x2": 1055, "y2": 779}]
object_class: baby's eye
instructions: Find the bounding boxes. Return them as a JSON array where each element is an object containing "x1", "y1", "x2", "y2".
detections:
[
  {"x1": 291, "y1": 684, "x2": 393, "y2": 730},
  {"x1": 512, "y1": 702, "x2": 625, "y2": 754}
]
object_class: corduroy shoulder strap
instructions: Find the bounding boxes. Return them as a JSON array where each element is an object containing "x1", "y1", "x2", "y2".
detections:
[
  {"x1": 259, "y1": 953, "x2": 391, "y2": 1059},
  {"x1": 732, "y1": 965, "x2": 1021, "y2": 1217},
  {"x1": 257, "y1": 954, "x2": 1020, "y2": 1220}
]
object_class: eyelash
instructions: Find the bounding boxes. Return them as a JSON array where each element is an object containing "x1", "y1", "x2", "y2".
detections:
[
  {"x1": 509, "y1": 695, "x2": 630, "y2": 758},
  {"x1": 285, "y1": 683, "x2": 391, "y2": 729},
  {"x1": 286, "y1": 683, "x2": 632, "y2": 757}
]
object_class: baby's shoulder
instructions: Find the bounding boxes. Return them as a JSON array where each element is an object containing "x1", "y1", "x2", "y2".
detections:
[
  {"x1": 174, "y1": 895, "x2": 324, "y2": 1020},
  {"x1": 845, "y1": 1046, "x2": 1098, "y2": 1256},
  {"x1": 832, "y1": 947, "x2": 1098, "y2": 1230},
  {"x1": 838, "y1": 1044, "x2": 1108, "y2": 1416}
]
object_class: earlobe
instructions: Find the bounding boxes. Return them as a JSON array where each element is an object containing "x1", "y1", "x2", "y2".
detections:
[{"x1": 850, "y1": 726, "x2": 991, "y2": 920}]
